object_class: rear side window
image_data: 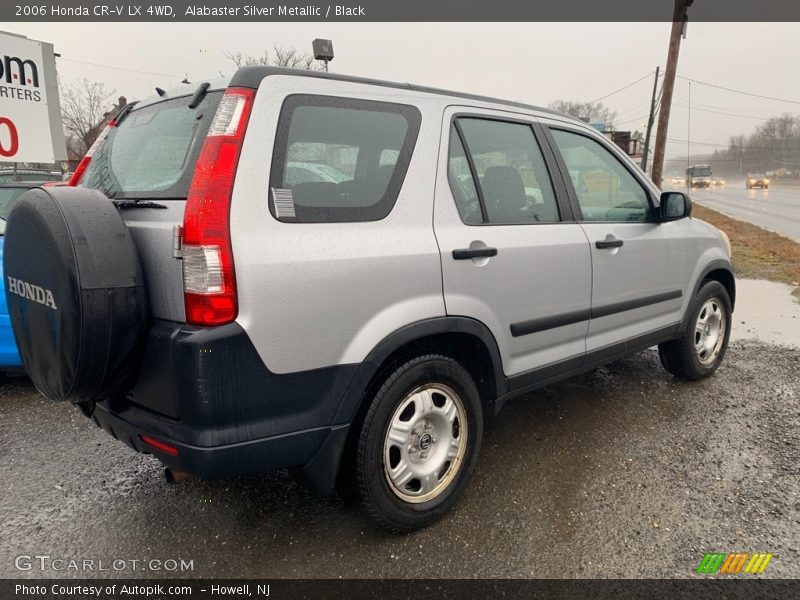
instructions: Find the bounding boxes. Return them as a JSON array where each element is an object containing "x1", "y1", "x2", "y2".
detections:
[
  {"x1": 449, "y1": 118, "x2": 560, "y2": 224},
  {"x1": 269, "y1": 95, "x2": 421, "y2": 223},
  {"x1": 81, "y1": 92, "x2": 222, "y2": 200}
]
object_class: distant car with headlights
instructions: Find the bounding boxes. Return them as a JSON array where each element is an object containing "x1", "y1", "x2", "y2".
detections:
[
  {"x1": 746, "y1": 174, "x2": 769, "y2": 189},
  {"x1": 712, "y1": 177, "x2": 726, "y2": 186},
  {"x1": 670, "y1": 176, "x2": 683, "y2": 187}
]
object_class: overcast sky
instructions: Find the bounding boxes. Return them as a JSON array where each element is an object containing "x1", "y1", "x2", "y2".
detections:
[{"x1": 3, "y1": 22, "x2": 799, "y2": 159}]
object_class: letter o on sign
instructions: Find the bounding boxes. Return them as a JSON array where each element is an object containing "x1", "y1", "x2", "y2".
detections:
[{"x1": 0, "y1": 117, "x2": 20, "y2": 158}]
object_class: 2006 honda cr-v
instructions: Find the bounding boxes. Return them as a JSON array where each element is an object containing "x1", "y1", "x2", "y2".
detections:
[{"x1": 5, "y1": 67, "x2": 734, "y2": 531}]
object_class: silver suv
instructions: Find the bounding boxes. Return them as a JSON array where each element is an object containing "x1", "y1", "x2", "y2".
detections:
[{"x1": 4, "y1": 67, "x2": 734, "y2": 532}]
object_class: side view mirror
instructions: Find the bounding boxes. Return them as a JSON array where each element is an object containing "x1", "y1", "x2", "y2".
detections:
[{"x1": 660, "y1": 191, "x2": 692, "y2": 221}]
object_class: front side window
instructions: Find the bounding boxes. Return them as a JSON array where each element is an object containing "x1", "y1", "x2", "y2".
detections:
[
  {"x1": 269, "y1": 95, "x2": 421, "y2": 223},
  {"x1": 448, "y1": 118, "x2": 560, "y2": 225},
  {"x1": 550, "y1": 129, "x2": 653, "y2": 222}
]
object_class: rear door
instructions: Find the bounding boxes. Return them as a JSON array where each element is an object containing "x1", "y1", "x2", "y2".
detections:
[
  {"x1": 434, "y1": 107, "x2": 592, "y2": 381},
  {"x1": 542, "y1": 124, "x2": 688, "y2": 354},
  {"x1": 79, "y1": 90, "x2": 225, "y2": 323}
]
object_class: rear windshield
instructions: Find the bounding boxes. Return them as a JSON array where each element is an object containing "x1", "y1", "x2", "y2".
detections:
[{"x1": 81, "y1": 91, "x2": 222, "y2": 200}]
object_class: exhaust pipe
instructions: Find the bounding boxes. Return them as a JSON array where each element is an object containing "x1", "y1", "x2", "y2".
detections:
[{"x1": 164, "y1": 467, "x2": 194, "y2": 484}]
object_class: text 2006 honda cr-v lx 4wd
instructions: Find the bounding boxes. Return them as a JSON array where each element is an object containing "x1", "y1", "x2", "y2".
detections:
[{"x1": 5, "y1": 67, "x2": 734, "y2": 532}]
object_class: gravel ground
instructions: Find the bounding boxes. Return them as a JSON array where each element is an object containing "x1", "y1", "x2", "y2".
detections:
[{"x1": 0, "y1": 341, "x2": 797, "y2": 579}]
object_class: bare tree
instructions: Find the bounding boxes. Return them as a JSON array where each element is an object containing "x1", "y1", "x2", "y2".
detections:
[
  {"x1": 60, "y1": 79, "x2": 116, "y2": 158},
  {"x1": 224, "y1": 45, "x2": 323, "y2": 71},
  {"x1": 548, "y1": 99, "x2": 618, "y2": 130}
]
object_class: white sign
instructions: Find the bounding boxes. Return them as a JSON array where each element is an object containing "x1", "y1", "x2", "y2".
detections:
[{"x1": 0, "y1": 31, "x2": 67, "y2": 163}]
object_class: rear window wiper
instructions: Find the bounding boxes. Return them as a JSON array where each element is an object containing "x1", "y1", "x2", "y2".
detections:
[
  {"x1": 188, "y1": 82, "x2": 211, "y2": 109},
  {"x1": 111, "y1": 101, "x2": 138, "y2": 127},
  {"x1": 112, "y1": 200, "x2": 167, "y2": 209}
]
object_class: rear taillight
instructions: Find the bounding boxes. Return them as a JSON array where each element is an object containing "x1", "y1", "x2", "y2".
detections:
[
  {"x1": 139, "y1": 435, "x2": 179, "y2": 456},
  {"x1": 182, "y1": 87, "x2": 254, "y2": 326},
  {"x1": 67, "y1": 124, "x2": 113, "y2": 186}
]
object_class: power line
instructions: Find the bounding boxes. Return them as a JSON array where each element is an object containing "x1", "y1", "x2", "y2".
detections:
[
  {"x1": 673, "y1": 103, "x2": 776, "y2": 121},
  {"x1": 676, "y1": 75, "x2": 800, "y2": 106},
  {"x1": 674, "y1": 96, "x2": 800, "y2": 115},
  {"x1": 587, "y1": 70, "x2": 658, "y2": 105},
  {"x1": 667, "y1": 137, "x2": 800, "y2": 152},
  {"x1": 616, "y1": 114, "x2": 650, "y2": 126},
  {"x1": 58, "y1": 57, "x2": 181, "y2": 79}
]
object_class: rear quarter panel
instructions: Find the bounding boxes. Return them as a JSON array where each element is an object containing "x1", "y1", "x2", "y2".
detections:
[{"x1": 230, "y1": 76, "x2": 447, "y2": 374}]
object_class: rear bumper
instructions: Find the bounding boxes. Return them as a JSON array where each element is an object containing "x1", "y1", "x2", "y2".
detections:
[
  {"x1": 89, "y1": 320, "x2": 358, "y2": 492},
  {"x1": 91, "y1": 402, "x2": 349, "y2": 483}
]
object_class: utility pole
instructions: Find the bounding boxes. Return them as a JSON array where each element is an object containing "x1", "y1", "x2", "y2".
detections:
[
  {"x1": 640, "y1": 66, "x2": 660, "y2": 173},
  {"x1": 687, "y1": 81, "x2": 691, "y2": 172},
  {"x1": 651, "y1": 0, "x2": 693, "y2": 188}
]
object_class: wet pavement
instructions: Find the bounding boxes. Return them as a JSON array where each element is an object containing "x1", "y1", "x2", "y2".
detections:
[
  {"x1": 732, "y1": 279, "x2": 800, "y2": 347},
  {"x1": 1, "y1": 285, "x2": 798, "y2": 579},
  {"x1": 668, "y1": 182, "x2": 800, "y2": 241}
]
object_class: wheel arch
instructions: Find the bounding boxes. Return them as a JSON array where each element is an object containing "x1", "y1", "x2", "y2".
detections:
[
  {"x1": 334, "y1": 317, "x2": 506, "y2": 426},
  {"x1": 680, "y1": 259, "x2": 736, "y2": 333}
]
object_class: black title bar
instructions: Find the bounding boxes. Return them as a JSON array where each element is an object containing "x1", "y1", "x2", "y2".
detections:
[
  {"x1": 3, "y1": 579, "x2": 800, "y2": 600},
  {"x1": 3, "y1": 0, "x2": 800, "y2": 22}
]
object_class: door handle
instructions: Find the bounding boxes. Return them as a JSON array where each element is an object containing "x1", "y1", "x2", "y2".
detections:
[
  {"x1": 452, "y1": 247, "x2": 498, "y2": 260},
  {"x1": 595, "y1": 238, "x2": 624, "y2": 249}
]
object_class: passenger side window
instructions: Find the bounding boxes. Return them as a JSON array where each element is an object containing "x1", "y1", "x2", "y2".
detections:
[
  {"x1": 270, "y1": 95, "x2": 421, "y2": 223},
  {"x1": 448, "y1": 119, "x2": 560, "y2": 224},
  {"x1": 550, "y1": 129, "x2": 653, "y2": 222},
  {"x1": 447, "y1": 127, "x2": 482, "y2": 224}
]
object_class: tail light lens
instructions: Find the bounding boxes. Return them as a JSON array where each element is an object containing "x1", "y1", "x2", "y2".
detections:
[
  {"x1": 67, "y1": 124, "x2": 113, "y2": 186},
  {"x1": 182, "y1": 87, "x2": 254, "y2": 326}
]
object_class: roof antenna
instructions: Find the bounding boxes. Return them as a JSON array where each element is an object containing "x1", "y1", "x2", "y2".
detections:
[{"x1": 155, "y1": 87, "x2": 166, "y2": 97}]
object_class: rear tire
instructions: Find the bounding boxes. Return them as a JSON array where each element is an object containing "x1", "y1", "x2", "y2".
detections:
[
  {"x1": 353, "y1": 355, "x2": 482, "y2": 532},
  {"x1": 659, "y1": 280, "x2": 732, "y2": 381}
]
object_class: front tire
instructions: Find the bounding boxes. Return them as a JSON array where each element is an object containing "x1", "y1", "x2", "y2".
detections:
[
  {"x1": 659, "y1": 280, "x2": 732, "y2": 380},
  {"x1": 354, "y1": 355, "x2": 483, "y2": 532}
]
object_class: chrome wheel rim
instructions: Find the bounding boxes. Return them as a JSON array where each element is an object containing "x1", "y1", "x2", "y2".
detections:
[
  {"x1": 694, "y1": 298, "x2": 726, "y2": 365},
  {"x1": 383, "y1": 383, "x2": 468, "y2": 504}
]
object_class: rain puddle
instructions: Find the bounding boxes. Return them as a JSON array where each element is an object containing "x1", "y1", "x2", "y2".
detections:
[{"x1": 731, "y1": 279, "x2": 799, "y2": 347}]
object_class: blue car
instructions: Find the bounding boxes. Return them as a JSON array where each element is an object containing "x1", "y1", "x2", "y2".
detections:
[{"x1": 0, "y1": 183, "x2": 35, "y2": 369}]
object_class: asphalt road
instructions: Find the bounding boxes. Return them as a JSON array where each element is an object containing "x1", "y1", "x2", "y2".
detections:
[
  {"x1": 2, "y1": 336, "x2": 798, "y2": 579},
  {"x1": 664, "y1": 180, "x2": 800, "y2": 241}
]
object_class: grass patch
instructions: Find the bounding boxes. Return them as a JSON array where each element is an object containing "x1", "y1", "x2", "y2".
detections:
[{"x1": 692, "y1": 204, "x2": 800, "y2": 296}]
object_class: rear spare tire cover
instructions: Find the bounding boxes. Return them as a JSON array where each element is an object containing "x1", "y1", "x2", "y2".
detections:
[{"x1": 4, "y1": 186, "x2": 149, "y2": 404}]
